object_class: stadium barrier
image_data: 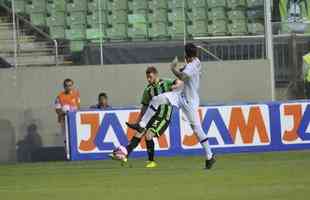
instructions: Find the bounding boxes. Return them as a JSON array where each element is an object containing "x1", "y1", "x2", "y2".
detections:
[
  {"x1": 67, "y1": 100, "x2": 310, "y2": 161},
  {"x1": 0, "y1": 60, "x2": 271, "y2": 162}
]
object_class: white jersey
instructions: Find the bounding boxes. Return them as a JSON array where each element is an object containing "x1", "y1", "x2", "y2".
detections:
[
  {"x1": 181, "y1": 58, "x2": 201, "y2": 108},
  {"x1": 162, "y1": 58, "x2": 201, "y2": 109}
]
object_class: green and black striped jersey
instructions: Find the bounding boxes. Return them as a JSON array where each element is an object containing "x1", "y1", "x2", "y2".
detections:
[
  {"x1": 141, "y1": 79, "x2": 174, "y2": 106},
  {"x1": 141, "y1": 79, "x2": 174, "y2": 121}
]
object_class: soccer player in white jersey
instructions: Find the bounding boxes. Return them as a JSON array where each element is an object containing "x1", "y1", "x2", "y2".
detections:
[{"x1": 126, "y1": 43, "x2": 216, "y2": 169}]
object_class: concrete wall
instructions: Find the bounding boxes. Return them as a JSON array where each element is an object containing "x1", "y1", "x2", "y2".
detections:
[{"x1": 0, "y1": 59, "x2": 271, "y2": 162}]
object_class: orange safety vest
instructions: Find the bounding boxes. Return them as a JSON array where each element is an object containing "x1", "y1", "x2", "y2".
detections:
[{"x1": 55, "y1": 90, "x2": 80, "y2": 122}]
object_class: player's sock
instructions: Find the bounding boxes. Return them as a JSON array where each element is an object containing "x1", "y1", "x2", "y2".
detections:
[
  {"x1": 193, "y1": 125, "x2": 214, "y2": 160},
  {"x1": 126, "y1": 136, "x2": 141, "y2": 156},
  {"x1": 200, "y1": 138, "x2": 213, "y2": 160},
  {"x1": 146, "y1": 139, "x2": 155, "y2": 161}
]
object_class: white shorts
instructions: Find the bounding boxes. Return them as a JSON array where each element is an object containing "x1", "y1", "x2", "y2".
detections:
[
  {"x1": 163, "y1": 91, "x2": 200, "y2": 126},
  {"x1": 162, "y1": 91, "x2": 181, "y2": 107}
]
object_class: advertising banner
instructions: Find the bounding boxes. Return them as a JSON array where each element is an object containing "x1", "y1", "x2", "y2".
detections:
[{"x1": 67, "y1": 101, "x2": 310, "y2": 161}]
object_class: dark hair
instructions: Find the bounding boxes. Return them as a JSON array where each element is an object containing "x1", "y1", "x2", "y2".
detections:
[
  {"x1": 185, "y1": 43, "x2": 197, "y2": 58},
  {"x1": 63, "y1": 78, "x2": 73, "y2": 86},
  {"x1": 98, "y1": 92, "x2": 107, "y2": 99},
  {"x1": 146, "y1": 66, "x2": 158, "y2": 74}
]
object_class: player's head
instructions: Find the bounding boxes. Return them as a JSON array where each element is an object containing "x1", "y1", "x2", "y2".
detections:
[
  {"x1": 146, "y1": 66, "x2": 159, "y2": 85},
  {"x1": 63, "y1": 78, "x2": 74, "y2": 93},
  {"x1": 185, "y1": 43, "x2": 198, "y2": 61},
  {"x1": 98, "y1": 92, "x2": 108, "y2": 107}
]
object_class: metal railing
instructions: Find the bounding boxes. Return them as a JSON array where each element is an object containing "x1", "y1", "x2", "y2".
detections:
[
  {"x1": 1, "y1": 2, "x2": 58, "y2": 66},
  {"x1": 196, "y1": 35, "x2": 265, "y2": 61},
  {"x1": 194, "y1": 33, "x2": 310, "y2": 86},
  {"x1": 195, "y1": 35, "x2": 266, "y2": 62}
]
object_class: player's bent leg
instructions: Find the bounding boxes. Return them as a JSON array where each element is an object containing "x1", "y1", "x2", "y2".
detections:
[
  {"x1": 191, "y1": 123, "x2": 214, "y2": 159},
  {"x1": 109, "y1": 131, "x2": 144, "y2": 162},
  {"x1": 183, "y1": 105, "x2": 216, "y2": 169},
  {"x1": 191, "y1": 123, "x2": 216, "y2": 169},
  {"x1": 126, "y1": 94, "x2": 170, "y2": 133},
  {"x1": 126, "y1": 131, "x2": 144, "y2": 157}
]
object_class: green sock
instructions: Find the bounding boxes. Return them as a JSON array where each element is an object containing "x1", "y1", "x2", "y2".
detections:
[
  {"x1": 126, "y1": 136, "x2": 141, "y2": 156},
  {"x1": 146, "y1": 139, "x2": 155, "y2": 161}
]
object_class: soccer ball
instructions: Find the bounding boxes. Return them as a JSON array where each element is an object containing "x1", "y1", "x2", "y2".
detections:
[{"x1": 113, "y1": 145, "x2": 128, "y2": 161}]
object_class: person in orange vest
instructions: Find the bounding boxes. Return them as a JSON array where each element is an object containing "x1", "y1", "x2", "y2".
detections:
[
  {"x1": 303, "y1": 52, "x2": 310, "y2": 98},
  {"x1": 54, "y1": 78, "x2": 80, "y2": 153}
]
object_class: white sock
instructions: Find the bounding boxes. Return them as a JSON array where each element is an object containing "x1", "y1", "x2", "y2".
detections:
[
  {"x1": 193, "y1": 125, "x2": 213, "y2": 160},
  {"x1": 201, "y1": 139, "x2": 213, "y2": 160}
]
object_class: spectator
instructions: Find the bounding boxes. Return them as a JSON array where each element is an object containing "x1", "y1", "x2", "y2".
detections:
[
  {"x1": 54, "y1": 78, "x2": 80, "y2": 149},
  {"x1": 90, "y1": 92, "x2": 111, "y2": 109},
  {"x1": 303, "y1": 52, "x2": 310, "y2": 98}
]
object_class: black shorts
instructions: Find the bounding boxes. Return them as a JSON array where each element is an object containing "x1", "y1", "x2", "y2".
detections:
[{"x1": 145, "y1": 105, "x2": 172, "y2": 137}]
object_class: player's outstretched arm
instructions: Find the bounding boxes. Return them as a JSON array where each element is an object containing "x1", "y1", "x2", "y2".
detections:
[{"x1": 170, "y1": 56, "x2": 189, "y2": 81}]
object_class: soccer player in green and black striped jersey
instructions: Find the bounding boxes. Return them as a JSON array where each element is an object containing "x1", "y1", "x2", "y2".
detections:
[{"x1": 112, "y1": 66, "x2": 183, "y2": 168}]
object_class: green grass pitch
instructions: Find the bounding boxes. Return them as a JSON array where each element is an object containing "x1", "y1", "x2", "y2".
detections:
[{"x1": 0, "y1": 150, "x2": 309, "y2": 200}]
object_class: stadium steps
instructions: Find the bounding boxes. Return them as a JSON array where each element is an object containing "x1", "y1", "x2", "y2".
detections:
[
  {"x1": 0, "y1": 16, "x2": 8, "y2": 22},
  {"x1": 0, "y1": 39, "x2": 55, "y2": 53},
  {"x1": 4, "y1": 55, "x2": 65, "y2": 66},
  {"x1": 0, "y1": 22, "x2": 12, "y2": 27},
  {"x1": 0, "y1": 48, "x2": 55, "y2": 57},
  {"x1": 0, "y1": 31, "x2": 36, "y2": 41},
  {"x1": 0, "y1": 20, "x2": 66, "y2": 66}
]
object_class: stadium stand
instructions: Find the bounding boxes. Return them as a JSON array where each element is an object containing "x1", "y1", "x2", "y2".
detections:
[
  {"x1": 0, "y1": 14, "x2": 66, "y2": 66},
  {"x1": 0, "y1": 0, "x2": 266, "y2": 55}
]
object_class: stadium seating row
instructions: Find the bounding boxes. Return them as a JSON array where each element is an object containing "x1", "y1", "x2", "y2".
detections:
[
  {"x1": 0, "y1": 0, "x2": 265, "y2": 52},
  {"x1": 8, "y1": 0, "x2": 264, "y2": 13}
]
